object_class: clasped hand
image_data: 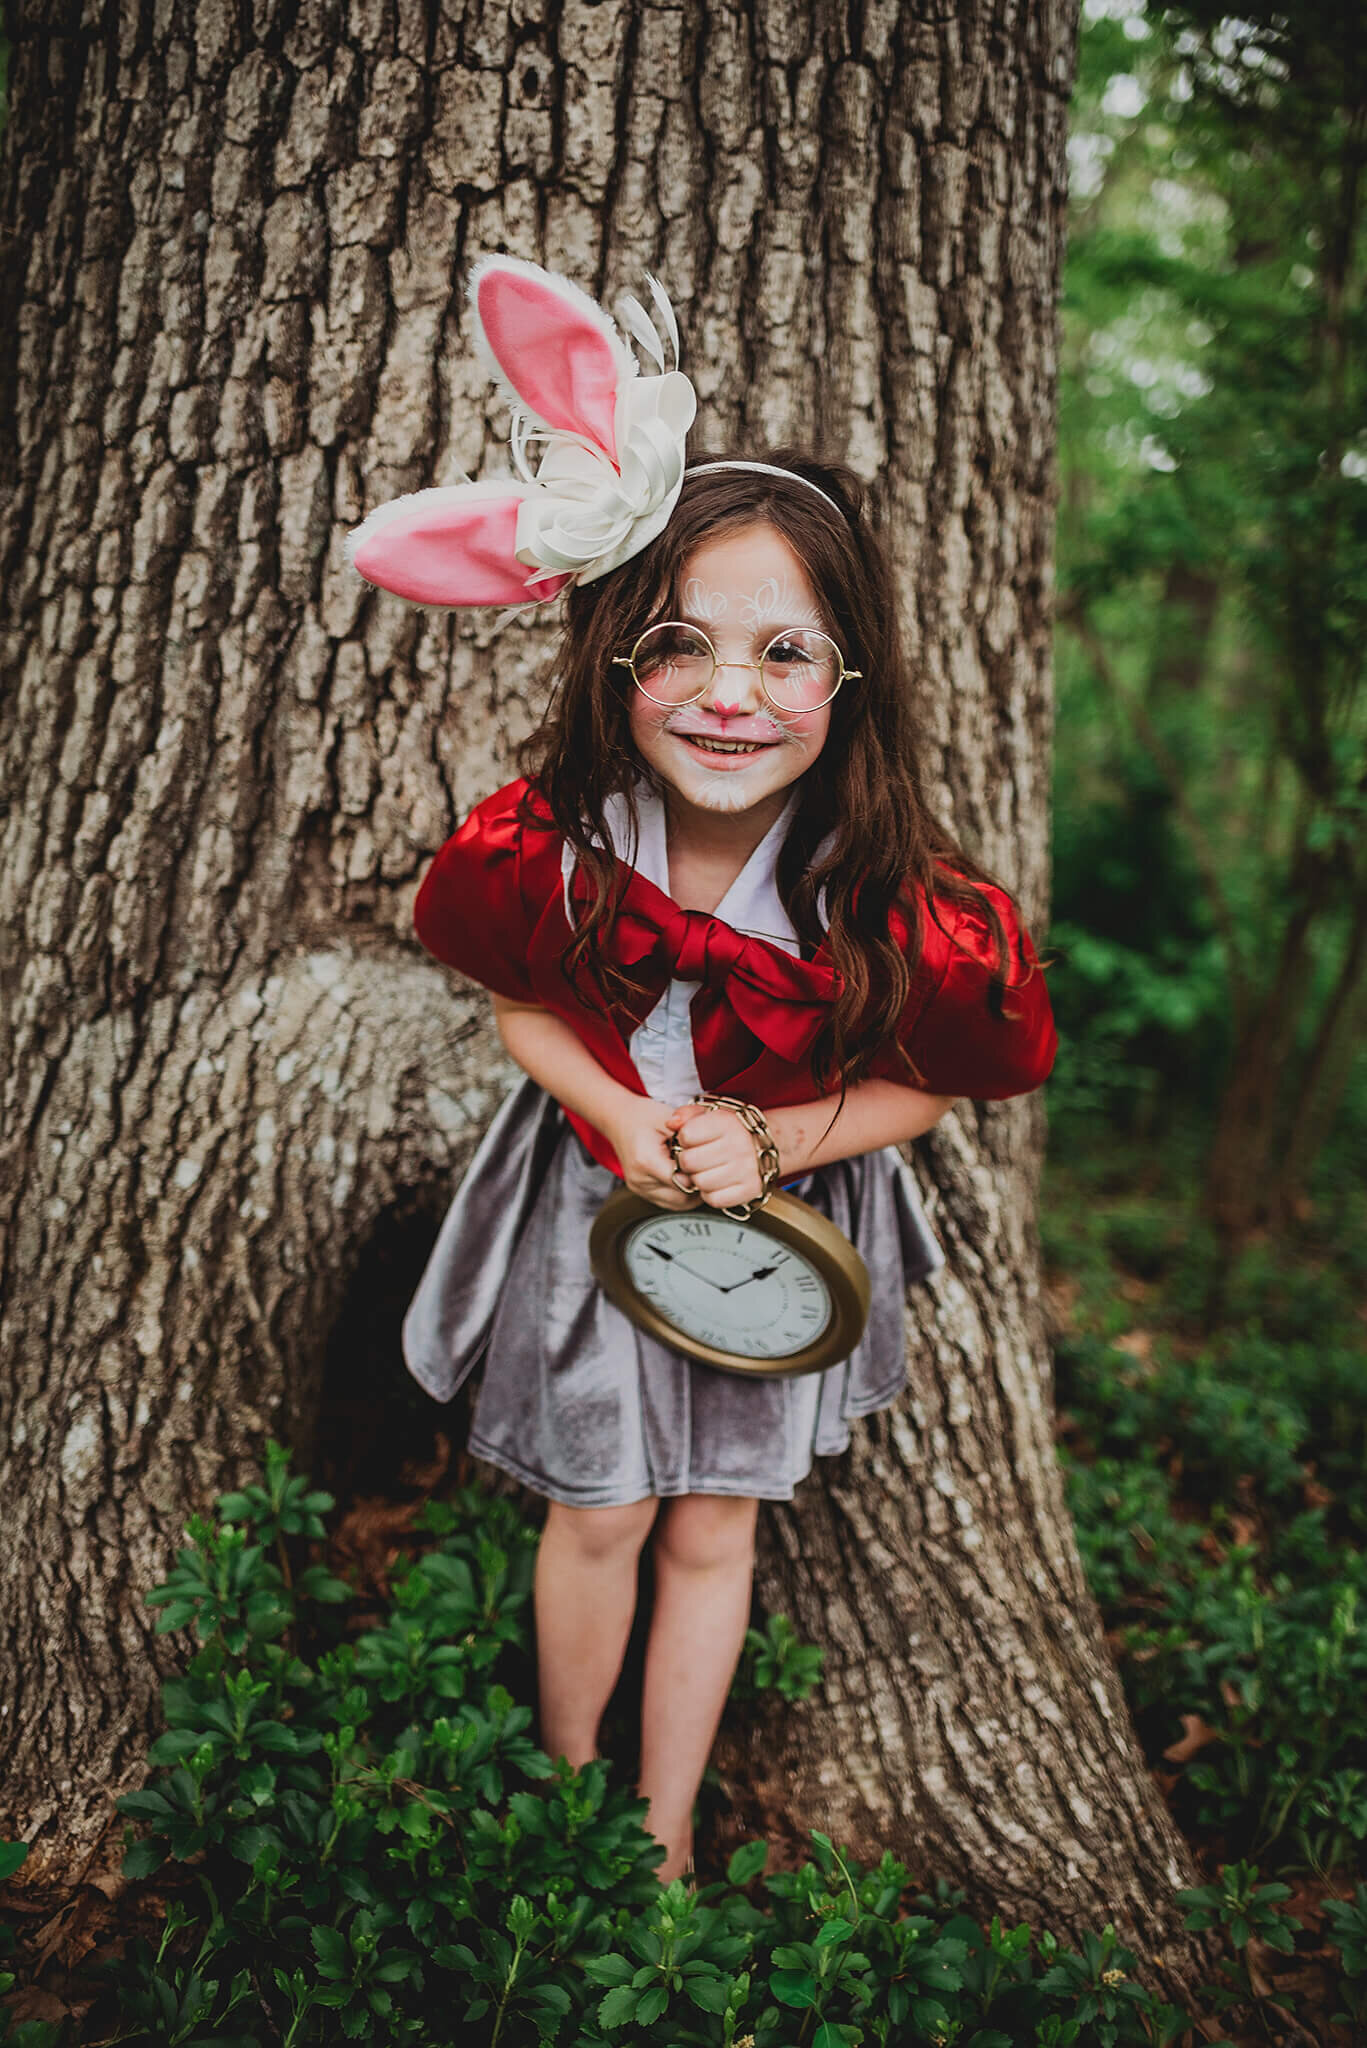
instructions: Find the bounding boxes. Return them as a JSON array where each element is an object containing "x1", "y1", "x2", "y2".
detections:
[{"x1": 606, "y1": 1097, "x2": 765, "y2": 1212}]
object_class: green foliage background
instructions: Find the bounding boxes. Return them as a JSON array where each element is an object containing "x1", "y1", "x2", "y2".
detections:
[{"x1": 1051, "y1": 0, "x2": 1367, "y2": 1193}]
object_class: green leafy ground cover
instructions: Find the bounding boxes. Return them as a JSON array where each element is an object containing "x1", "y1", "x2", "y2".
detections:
[
  {"x1": 4, "y1": 1255, "x2": 1367, "y2": 2048},
  {"x1": 1044, "y1": 1116, "x2": 1367, "y2": 1893},
  {"x1": 0, "y1": 1462, "x2": 1221, "y2": 2047}
]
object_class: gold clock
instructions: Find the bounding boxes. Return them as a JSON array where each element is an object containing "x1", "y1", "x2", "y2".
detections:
[{"x1": 588, "y1": 1187, "x2": 871, "y2": 1379}]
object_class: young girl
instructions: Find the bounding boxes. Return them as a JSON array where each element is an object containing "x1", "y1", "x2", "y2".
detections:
[{"x1": 349, "y1": 258, "x2": 1057, "y2": 1882}]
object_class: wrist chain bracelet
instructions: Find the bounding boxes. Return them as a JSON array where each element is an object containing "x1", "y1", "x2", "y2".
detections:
[{"x1": 668, "y1": 1094, "x2": 783, "y2": 1221}]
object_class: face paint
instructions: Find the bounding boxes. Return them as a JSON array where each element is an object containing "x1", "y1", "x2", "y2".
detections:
[
  {"x1": 628, "y1": 522, "x2": 833, "y2": 824},
  {"x1": 738, "y1": 575, "x2": 823, "y2": 633},
  {"x1": 682, "y1": 575, "x2": 730, "y2": 622}
]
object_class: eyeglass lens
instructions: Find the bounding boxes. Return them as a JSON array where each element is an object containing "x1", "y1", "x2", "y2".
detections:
[{"x1": 630, "y1": 622, "x2": 843, "y2": 714}]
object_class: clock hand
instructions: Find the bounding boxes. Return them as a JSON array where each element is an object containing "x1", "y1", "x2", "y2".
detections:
[
  {"x1": 719, "y1": 1264, "x2": 780, "y2": 1293},
  {"x1": 643, "y1": 1244, "x2": 727, "y2": 1292}
]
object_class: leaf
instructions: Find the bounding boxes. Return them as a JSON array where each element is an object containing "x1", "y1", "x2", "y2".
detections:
[
  {"x1": 814, "y1": 1918, "x2": 854, "y2": 1948},
  {"x1": 1163, "y1": 1714, "x2": 1221, "y2": 1762},
  {"x1": 771, "y1": 1968, "x2": 819, "y2": 2008},
  {"x1": 120, "y1": 1840, "x2": 166, "y2": 1880},
  {"x1": 597, "y1": 1985, "x2": 640, "y2": 2028},
  {"x1": 727, "y1": 1839, "x2": 769, "y2": 1885},
  {"x1": 685, "y1": 1974, "x2": 731, "y2": 2013},
  {"x1": 311, "y1": 1926, "x2": 348, "y2": 1977},
  {"x1": 583, "y1": 1954, "x2": 634, "y2": 1987},
  {"x1": 635, "y1": 1986, "x2": 669, "y2": 2024},
  {"x1": 147, "y1": 1730, "x2": 211, "y2": 1765}
]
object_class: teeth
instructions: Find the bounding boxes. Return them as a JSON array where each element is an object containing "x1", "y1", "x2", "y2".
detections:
[{"x1": 685, "y1": 736, "x2": 766, "y2": 753}]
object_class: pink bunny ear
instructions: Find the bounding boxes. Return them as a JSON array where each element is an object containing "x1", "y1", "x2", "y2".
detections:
[
  {"x1": 345, "y1": 482, "x2": 571, "y2": 608},
  {"x1": 470, "y1": 256, "x2": 632, "y2": 467}
]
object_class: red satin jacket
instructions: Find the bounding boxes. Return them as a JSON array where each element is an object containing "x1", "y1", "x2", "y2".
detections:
[{"x1": 414, "y1": 777, "x2": 1058, "y2": 1176}]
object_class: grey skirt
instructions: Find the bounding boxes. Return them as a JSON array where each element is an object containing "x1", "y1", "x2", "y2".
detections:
[{"x1": 402, "y1": 1076, "x2": 945, "y2": 1506}]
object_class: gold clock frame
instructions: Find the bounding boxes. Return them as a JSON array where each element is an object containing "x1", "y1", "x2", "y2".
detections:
[{"x1": 589, "y1": 1186, "x2": 872, "y2": 1379}]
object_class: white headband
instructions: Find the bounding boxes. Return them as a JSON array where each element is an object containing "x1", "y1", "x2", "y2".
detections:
[
  {"x1": 686, "y1": 460, "x2": 844, "y2": 517},
  {"x1": 346, "y1": 259, "x2": 842, "y2": 611}
]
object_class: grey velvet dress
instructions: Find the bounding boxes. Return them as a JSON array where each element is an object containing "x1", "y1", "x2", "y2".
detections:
[{"x1": 402, "y1": 1074, "x2": 944, "y2": 1506}]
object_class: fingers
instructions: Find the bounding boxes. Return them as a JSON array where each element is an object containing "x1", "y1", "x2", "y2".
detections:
[
  {"x1": 671, "y1": 1126, "x2": 755, "y2": 1177},
  {"x1": 626, "y1": 1137, "x2": 700, "y2": 1210},
  {"x1": 664, "y1": 1100, "x2": 710, "y2": 1131},
  {"x1": 629, "y1": 1174, "x2": 698, "y2": 1210},
  {"x1": 659, "y1": 1105, "x2": 758, "y2": 1207},
  {"x1": 684, "y1": 1161, "x2": 761, "y2": 1206},
  {"x1": 672, "y1": 1132, "x2": 739, "y2": 1172}
]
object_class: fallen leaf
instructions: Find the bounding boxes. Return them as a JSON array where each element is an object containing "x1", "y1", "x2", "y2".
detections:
[
  {"x1": 328, "y1": 1494, "x2": 425, "y2": 1596},
  {"x1": 2, "y1": 1988, "x2": 71, "y2": 2026},
  {"x1": 398, "y1": 1430, "x2": 452, "y2": 1491},
  {"x1": 1164, "y1": 1714, "x2": 1221, "y2": 1762}
]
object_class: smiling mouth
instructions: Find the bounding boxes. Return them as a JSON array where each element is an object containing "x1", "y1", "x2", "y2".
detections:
[{"x1": 676, "y1": 734, "x2": 776, "y2": 755}]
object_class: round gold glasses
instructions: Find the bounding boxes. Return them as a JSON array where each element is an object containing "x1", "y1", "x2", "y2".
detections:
[{"x1": 612, "y1": 621, "x2": 859, "y2": 718}]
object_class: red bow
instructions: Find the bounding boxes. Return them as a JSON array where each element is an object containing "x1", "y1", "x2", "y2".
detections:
[{"x1": 572, "y1": 865, "x2": 842, "y2": 1071}]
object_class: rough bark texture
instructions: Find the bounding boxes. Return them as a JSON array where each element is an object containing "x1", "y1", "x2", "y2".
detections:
[{"x1": 0, "y1": 0, "x2": 1212, "y2": 1997}]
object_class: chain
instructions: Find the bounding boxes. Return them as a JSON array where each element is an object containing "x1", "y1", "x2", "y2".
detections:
[{"x1": 667, "y1": 1094, "x2": 783, "y2": 1221}]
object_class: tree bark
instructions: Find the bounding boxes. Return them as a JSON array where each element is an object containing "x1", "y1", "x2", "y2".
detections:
[{"x1": 0, "y1": 0, "x2": 1213, "y2": 2000}]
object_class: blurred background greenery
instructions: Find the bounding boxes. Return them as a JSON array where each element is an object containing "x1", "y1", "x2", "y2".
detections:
[
  {"x1": 1052, "y1": 0, "x2": 1367, "y2": 1272},
  {"x1": 1044, "y1": 3, "x2": 1367, "y2": 1945}
]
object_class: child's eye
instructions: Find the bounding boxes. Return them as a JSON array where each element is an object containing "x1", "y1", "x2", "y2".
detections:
[
  {"x1": 765, "y1": 634, "x2": 817, "y2": 666},
  {"x1": 650, "y1": 625, "x2": 711, "y2": 658}
]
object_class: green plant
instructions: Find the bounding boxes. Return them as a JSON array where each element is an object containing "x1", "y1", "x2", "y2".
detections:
[
  {"x1": 1321, "y1": 1883, "x2": 1367, "y2": 2032},
  {"x1": 10, "y1": 1438, "x2": 1366, "y2": 2043},
  {"x1": 733, "y1": 1614, "x2": 825, "y2": 1703},
  {"x1": 1176, "y1": 1862, "x2": 1299, "y2": 2034}
]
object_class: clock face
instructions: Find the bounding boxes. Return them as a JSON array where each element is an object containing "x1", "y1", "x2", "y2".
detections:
[{"x1": 622, "y1": 1212, "x2": 833, "y2": 1358}]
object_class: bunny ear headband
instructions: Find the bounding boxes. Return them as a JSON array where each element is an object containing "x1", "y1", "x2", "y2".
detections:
[{"x1": 345, "y1": 255, "x2": 842, "y2": 611}]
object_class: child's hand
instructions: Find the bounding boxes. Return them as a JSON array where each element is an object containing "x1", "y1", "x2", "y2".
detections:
[
  {"x1": 663, "y1": 1102, "x2": 763, "y2": 1210},
  {"x1": 604, "y1": 1095, "x2": 700, "y2": 1210}
]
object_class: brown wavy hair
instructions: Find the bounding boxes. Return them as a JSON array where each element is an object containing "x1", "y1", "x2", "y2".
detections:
[{"x1": 516, "y1": 448, "x2": 1020, "y2": 1094}]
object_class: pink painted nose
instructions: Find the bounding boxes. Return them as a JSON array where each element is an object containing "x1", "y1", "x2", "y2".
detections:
[{"x1": 712, "y1": 698, "x2": 741, "y2": 718}]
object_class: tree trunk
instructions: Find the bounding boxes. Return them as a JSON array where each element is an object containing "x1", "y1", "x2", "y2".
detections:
[
  {"x1": 1270, "y1": 891, "x2": 1367, "y2": 1235},
  {"x1": 1203, "y1": 887, "x2": 1318, "y2": 1259},
  {"x1": 0, "y1": 0, "x2": 1214, "y2": 2000}
]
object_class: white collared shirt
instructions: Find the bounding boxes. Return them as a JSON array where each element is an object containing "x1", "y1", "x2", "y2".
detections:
[{"x1": 561, "y1": 782, "x2": 832, "y2": 1101}]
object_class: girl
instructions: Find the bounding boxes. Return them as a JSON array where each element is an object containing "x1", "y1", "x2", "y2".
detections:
[{"x1": 349, "y1": 259, "x2": 1057, "y2": 1883}]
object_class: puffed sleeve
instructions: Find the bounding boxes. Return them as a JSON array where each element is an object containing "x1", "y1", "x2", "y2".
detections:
[
  {"x1": 901, "y1": 878, "x2": 1058, "y2": 1100},
  {"x1": 412, "y1": 778, "x2": 541, "y2": 1004}
]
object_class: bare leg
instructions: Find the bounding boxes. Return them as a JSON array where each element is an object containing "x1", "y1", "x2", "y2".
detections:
[
  {"x1": 638, "y1": 1493, "x2": 760, "y2": 1881},
  {"x1": 534, "y1": 1496, "x2": 660, "y2": 1770}
]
